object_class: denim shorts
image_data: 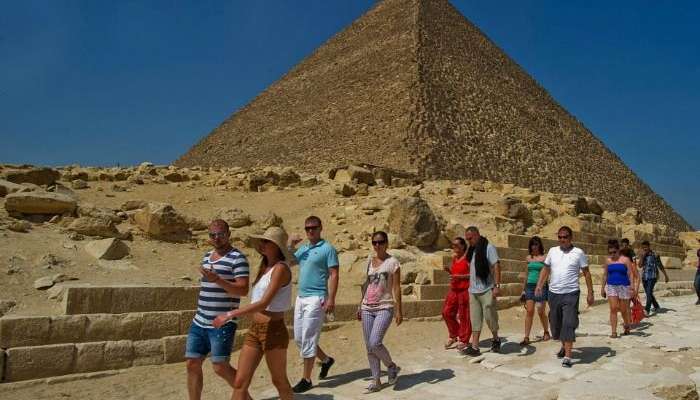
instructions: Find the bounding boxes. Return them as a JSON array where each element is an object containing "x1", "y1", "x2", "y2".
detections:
[
  {"x1": 185, "y1": 322, "x2": 236, "y2": 363},
  {"x1": 525, "y1": 283, "x2": 548, "y2": 303}
]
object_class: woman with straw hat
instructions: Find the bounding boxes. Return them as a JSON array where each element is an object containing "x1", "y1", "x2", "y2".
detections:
[{"x1": 213, "y1": 226, "x2": 295, "y2": 400}]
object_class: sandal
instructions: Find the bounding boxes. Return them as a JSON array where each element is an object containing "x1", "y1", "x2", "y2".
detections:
[
  {"x1": 542, "y1": 332, "x2": 551, "y2": 341},
  {"x1": 519, "y1": 337, "x2": 530, "y2": 346},
  {"x1": 366, "y1": 382, "x2": 382, "y2": 393},
  {"x1": 609, "y1": 333, "x2": 618, "y2": 339},
  {"x1": 444, "y1": 338, "x2": 457, "y2": 349},
  {"x1": 456, "y1": 341, "x2": 469, "y2": 351}
]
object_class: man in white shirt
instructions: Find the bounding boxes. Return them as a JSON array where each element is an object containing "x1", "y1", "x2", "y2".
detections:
[{"x1": 535, "y1": 226, "x2": 594, "y2": 368}]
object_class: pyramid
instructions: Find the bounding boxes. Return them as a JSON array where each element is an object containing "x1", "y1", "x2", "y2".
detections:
[{"x1": 176, "y1": 0, "x2": 691, "y2": 232}]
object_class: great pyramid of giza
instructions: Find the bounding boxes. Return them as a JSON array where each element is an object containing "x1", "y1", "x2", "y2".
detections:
[{"x1": 176, "y1": 0, "x2": 691, "y2": 232}]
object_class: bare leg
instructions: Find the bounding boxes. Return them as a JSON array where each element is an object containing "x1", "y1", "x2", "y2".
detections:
[
  {"x1": 536, "y1": 302, "x2": 550, "y2": 338},
  {"x1": 471, "y1": 330, "x2": 481, "y2": 349},
  {"x1": 316, "y1": 346, "x2": 329, "y2": 363},
  {"x1": 620, "y1": 298, "x2": 631, "y2": 333},
  {"x1": 265, "y1": 348, "x2": 294, "y2": 400},
  {"x1": 523, "y1": 300, "x2": 535, "y2": 341},
  {"x1": 232, "y1": 345, "x2": 263, "y2": 400},
  {"x1": 608, "y1": 297, "x2": 619, "y2": 336},
  {"x1": 563, "y1": 340, "x2": 574, "y2": 358},
  {"x1": 186, "y1": 358, "x2": 204, "y2": 400}
]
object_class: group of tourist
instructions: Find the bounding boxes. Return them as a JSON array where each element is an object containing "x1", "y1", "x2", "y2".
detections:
[
  {"x1": 186, "y1": 216, "x2": 403, "y2": 399},
  {"x1": 185, "y1": 216, "x2": 699, "y2": 399},
  {"x1": 441, "y1": 227, "x2": 689, "y2": 370}
]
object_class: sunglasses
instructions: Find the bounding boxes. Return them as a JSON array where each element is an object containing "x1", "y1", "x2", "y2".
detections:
[
  {"x1": 557, "y1": 235, "x2": 570, "y2": 240},
  {"x1": 304, "y1": 225, "x2": 321, "y2": 232},
  {"x1": 261, "y1": 239, "x2": 272, "y2": 244},
  {"x1": 371, "y1": 240, "x2": 387, "y2": 246},
  {"x1": 608, "y1": 250, "x2": 618, "y2": 255},
  {"x1": 209, "y1": 232, "x2": 227, "y2": 239}
]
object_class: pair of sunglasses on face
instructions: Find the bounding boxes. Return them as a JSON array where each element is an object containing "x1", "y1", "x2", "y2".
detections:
[
  {"x1": 209, "y1": 232, "x2": 228, "y2": 239},
  {"x1": 304, "y1": 225, "x2": 321, "y2": 232}
]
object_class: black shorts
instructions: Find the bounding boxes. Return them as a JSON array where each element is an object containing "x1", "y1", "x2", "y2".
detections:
[{"x1": 548, "y1": 291, "x2": 579, "y2": 342}]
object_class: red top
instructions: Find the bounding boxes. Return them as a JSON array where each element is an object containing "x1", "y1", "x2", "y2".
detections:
[{"x1": 450, "y1": 256, "x2": 470, "y2": 290}]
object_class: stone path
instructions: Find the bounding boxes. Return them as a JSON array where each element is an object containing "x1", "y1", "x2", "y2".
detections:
[{"x1": 263, "y1": 296, "x2": 700, "y2": 400}]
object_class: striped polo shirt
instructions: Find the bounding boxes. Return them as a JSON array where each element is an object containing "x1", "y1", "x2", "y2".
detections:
[{"x1": 193, "y1": 248, "x2": 250, "y2": 328}]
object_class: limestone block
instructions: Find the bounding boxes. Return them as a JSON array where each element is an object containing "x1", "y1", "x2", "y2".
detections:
[
  {"x1": 660, "y1": 256, "x2": 683, "y2": 270},
  {"x1": 63, "y1": 286, "x2": 200, "y2": 314},
  {"x1": 388, "y1": 196, "x2": 439, "y2": 247},
  {"x1": 4, "y1": 191, "x2": 77, "y2": 215},
  {"x1": 0, "y1": 349, "x2": 4, "y2": 382},
  {"x1": 130, "y1": 202, "x2": 191, "y2": 242},
  {"x1": 214, "y1": 208, "x2": 252, "y2": 228},
  {"x1": 140, "y1": 311, "x2": 180, "y2": 339},
  {"x1": 103, "y1": 340, "x2": 134, "y2": 370},
  {"x1": 346, "y1": 165, "x2": 376, "y2": 185},
  {"x1": 68, "y1": 216, "x2": 122, "y2": 238},
  {"x1": 0, "y1": 316, "x2": 51, "y2": 348},
  {"x1": 116, "y1": 313, "x2": 144, "y2": 340},
  {"x1": 163, "y1": 335, "x2": 188, "y2": 363},
  {"x1": 0, "y1": 179, "x2": 23, "y2": 197},
  {"x1": 179, "y1": 310, "x2": 197, "y2": 334},
  {"x1": 133, "y1": 339, "x2": 164, "y2": 366},
  {"x1": 85, "y1": 314, "x2": 123, "y2": 342},
  {"x1": 5, "y1": 344, "x2": 76, "y2": 382},
  {"x1": 84, "y1": 238, "x2": 130, "y2": 260},
  {"x1": 75, "y1": 342, "x2": 106, "y2": 373},
  {"x1": 49, "y1": 315, "x2": 87, "y2": 344},
  {"x1": 2, "y1": 167, "x2": 60, "y2": 186}
]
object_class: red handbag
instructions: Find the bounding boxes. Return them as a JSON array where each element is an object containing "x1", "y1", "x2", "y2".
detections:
[{"x1": 631, "y1": 296, "x2": 645, "y2": 324}]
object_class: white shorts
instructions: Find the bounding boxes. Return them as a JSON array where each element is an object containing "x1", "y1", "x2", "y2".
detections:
[
  {"x1": 606, "y1": 284, "x2": 630, "y2": 300},
  {"x1": 293, "y1": 295, "x2": 325, "y2": 358}
]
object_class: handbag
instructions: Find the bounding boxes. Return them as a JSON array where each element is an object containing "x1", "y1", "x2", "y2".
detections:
[{"x1": 631, "y1": 295, "x2": 645, "y2": 325}]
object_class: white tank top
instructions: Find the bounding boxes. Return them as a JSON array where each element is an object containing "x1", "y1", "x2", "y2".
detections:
[{"x1": 251, "y1": 263, "x2": 292, "y2": 312}]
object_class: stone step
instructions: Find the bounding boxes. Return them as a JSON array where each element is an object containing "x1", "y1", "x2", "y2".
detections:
[
  {"x1": 410, "y1": 283, "x2": 523, "y2": 301},
  {"x1": 61, "y1": 285, "x2": 200, "y2": 315},
  {"x1": 430, "y1": 269, "x2": 521, "y2": 285}
]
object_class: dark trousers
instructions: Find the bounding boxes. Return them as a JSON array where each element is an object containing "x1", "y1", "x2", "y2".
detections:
[
  {"x1": 694, "y1": 271, "x2": 700, "y2": 299},
  {"x1": 548, "y1": 291, "x2": 579, "y2": 342},
  {"x1": 642, "y1": 279, "x2": 659, "y2": 312}
]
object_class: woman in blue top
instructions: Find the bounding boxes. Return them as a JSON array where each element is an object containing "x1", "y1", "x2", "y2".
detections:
[{"x1": 601, "y1": 239, "x2": 637, "y2": 338}]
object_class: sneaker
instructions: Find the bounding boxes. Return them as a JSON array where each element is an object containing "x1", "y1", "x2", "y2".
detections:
[
  {"x1": 491, "y1": 338, "x2": 501, "y2": 353},
  {"x1": 366, "y1": 382, "x2": 382, "y2": 393},
  {"x1": 292, "y1": 378, "x2": 313, "y2": 393},
  {"x1": 460, "y1": 345, "x2": 481, "y2": 357},
  {"x1": 387, "y1": 364, "x2": 401, "y2": 385},
  {"x1": 319, "y1": 357, "x2": 335, "y2": 379},
  {"x1": 695, "y1": 299, "x2": 700, "y2": 305},
  {"x1": 561, "y1": 357, "x2": 573, "y2": 368},
  {"x1": 556, "y1": 348, "x2": 565, "y2": 359}
]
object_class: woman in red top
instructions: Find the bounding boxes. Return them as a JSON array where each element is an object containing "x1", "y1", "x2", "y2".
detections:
[{"x1": 442, "y1": 237, "x2": 472, "y2": 350}]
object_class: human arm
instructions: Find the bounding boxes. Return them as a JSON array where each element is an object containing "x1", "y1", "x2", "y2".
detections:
[
  {"x1": 492, "y1": 261, "x2": 501, "y2": 297},
  {"x1": 657, "y1": 255, "x2": 669, "y2": 283},
  {"x1": 212, "y1": 263, "x2": 290, "y2": 327},
  {"x1": 393, "y1": 266, "x2": 403, "y2": 326},
  {"x1": 626, "y1": 260, "x2": 637, "y2": 298},
  {"x1": 324, "y1": 267, "x2": 339, "y2": 312},
  {"x1": 534, "y1": 265, "x2": 550, "y2": 297},
  {"x1": 582, "y1": 267, "x2": 594, "y2": 306},
  {"x1": 521, "y1": 258, "x2": 530, "y2": 296},
  {"x1": 199, "y1": 267, "x2": 249, "y2": 297},
  {"x1": 600, "y1": 264, "x2": 608, "y2": 298}
]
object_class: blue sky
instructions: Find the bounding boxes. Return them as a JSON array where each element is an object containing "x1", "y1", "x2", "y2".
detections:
[{"x1": 0, "y1": 1, "x2": 698, "y2": 229}]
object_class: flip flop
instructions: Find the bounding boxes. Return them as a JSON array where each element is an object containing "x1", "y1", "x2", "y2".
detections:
[
  {"x1": 519, "y1": 337, "x2": 530, "y2": 346},
  {"x1": 444, "y1": 338, "x2": 457, "y2": 349},
  {"x1": 542, "y1": 332, "x2": 551, "y2": 341}
]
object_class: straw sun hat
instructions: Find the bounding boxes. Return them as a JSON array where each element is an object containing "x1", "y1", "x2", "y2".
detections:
[{"x1": 248, "y1": 226, "x2": 297, "y2": 265}]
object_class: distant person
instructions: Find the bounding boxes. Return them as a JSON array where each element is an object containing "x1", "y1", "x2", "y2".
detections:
[
  {"x1": 601, "y1": 240, "x2": 637, "y2": 337},
  {"x1": 213, "y1": 227, "x2": 294, "y2": 400},
  {"x1": 620, "y1": 238, "x2": 636, "y2": 263},
  {"x1": 535, "y1": 226, "x2": 594, "y2": 368},
  {"x1": 461, "y1": 226, "x2": 501, "y2": 356},
  {"x1": 186, "y1": 220, "x2": 250, "y2": 400},
  {"x1": 288, "y1": 216, "x2": 339, "y2": 393},
  {"x1": 695, "y1": 238, "x2": 700, "y2": 305},
  {"x1": 638, "y1": 240, "x2": 669, "y2": 315},
  {"x1": 442, "y1": 237, "x2": 471, "y2": 350},
  {"x1": 357, "y1": 231, "x2": 403, "y2": 393},
  {"x1": 519, "y1": 236, "x2": 550, "y2": 346}
]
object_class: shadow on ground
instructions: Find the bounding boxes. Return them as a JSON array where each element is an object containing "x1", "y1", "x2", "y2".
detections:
[
  {"x1": 393, "y1": 368, "x2": 455, "y2": 391},
  {"x1": 574, "y1": 346, "x2": 614, "y2": 365},
  {"x1": 317, "y1": 368, "x2": 372, "y2": 389}
]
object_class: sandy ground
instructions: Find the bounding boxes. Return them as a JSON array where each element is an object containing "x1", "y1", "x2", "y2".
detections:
[{"x1": 3, "y1": 295, "x2": 700, "y2": 399}]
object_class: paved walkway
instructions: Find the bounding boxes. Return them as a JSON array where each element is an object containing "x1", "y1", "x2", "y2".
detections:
[{"x1": 270, "y1": 295, "x2": 700, "y2": 400}]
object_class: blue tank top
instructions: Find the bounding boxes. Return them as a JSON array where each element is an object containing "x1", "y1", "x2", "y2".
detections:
[{"x1": 607, "y1": 262, "x2": 630, "y2": 285}]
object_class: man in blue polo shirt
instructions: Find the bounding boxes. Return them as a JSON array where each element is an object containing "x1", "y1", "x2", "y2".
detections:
[{"x1": 288, "y1": 215, "x2": 339, "y2": 393}]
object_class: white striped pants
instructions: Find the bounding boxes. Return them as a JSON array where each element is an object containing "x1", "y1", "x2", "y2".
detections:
[{"x1": 361, "y1": 308, "x2": 394, "y2": 380}]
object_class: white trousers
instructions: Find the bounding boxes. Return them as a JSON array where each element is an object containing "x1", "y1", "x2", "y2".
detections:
[{"x1": 293, "y1": 295, "x2": 325, "y2": 358}]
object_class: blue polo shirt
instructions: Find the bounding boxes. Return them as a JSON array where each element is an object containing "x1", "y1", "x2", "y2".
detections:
[{"x1": 294, "y1": 239, "x2": 339, "y2": 297}]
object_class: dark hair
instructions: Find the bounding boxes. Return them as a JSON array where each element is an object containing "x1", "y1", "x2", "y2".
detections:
[
  {"x1": 253, "y1": 244, "x2": 286, "y2": 284},
  {"x1": 305, "y1": 215, "x2": 322, "y2": 226},
  {"x1": 558, "y1": 226, "x2": 573, "y2": 237},
  {"x1": 372, "y1": 231, "x2": 389, "y2": 242},
  {"x1": 620, "y1": 248, "x2": 634, "y2": 259},
  {"x1": 465, "y1": 226, "x2": 480, "y2": 234},
  {"x1": 528, "y1": 236, "x2": 545, "y2": 256},
  {"x1": 452, "y1": 237, "x2": 467, "y2": 251},
  {"x1": 209, "y1": 219, "x2": 230, "y2": 232},
  {"x1": 608, "y1": 239, "x2": 620, "y2": 250},
  {"x1": 641, "y1": 240, "x2": 650, "y2": 246},
  {"x1": 621, "y1": 238, "x2": 630, "y2": 245}
]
